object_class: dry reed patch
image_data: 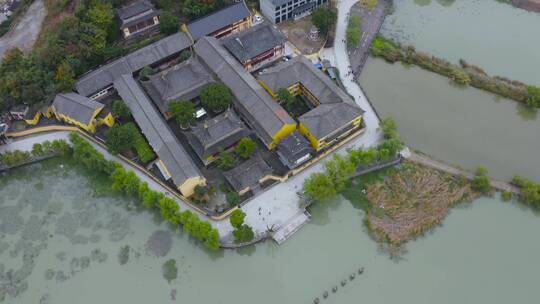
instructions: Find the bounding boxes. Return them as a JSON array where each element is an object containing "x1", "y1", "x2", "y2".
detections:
[{"x1": 366, "y1": 162, "x2": 475, "y2": 246}]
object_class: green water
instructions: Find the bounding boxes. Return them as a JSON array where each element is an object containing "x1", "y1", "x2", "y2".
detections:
[
  {"x1": 383, "y1": 0, "x2": 540, "y2": 85},
  {"x1": 2, "y1": 159, "x2": 540, "y2": 303},
  {"x1": 361, "y1": 57, "x2": 540, "y2": 182}
]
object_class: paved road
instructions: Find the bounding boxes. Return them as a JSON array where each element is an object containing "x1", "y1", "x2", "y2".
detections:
[
  {"x1": 347, "y1": 0, "x2": 391, "y2": 75},
  {"x1": 0, "y1": 0, "x2": 46, "y2": 59},
  {"x1": 406, "y1": 150, "x2": 520, "y2": 194}
]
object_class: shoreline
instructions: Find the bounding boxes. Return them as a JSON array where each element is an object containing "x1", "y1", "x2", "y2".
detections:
[
  {"x1": 507, "y1": 0, "x2": 540, "y2": 14},
  {"x1": 369, "y1": 36, "x2": 540, "y2": 108}
]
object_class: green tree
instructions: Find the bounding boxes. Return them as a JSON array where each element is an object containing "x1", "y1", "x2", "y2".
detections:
[
  {"x1": 105, "y1": 123, "x2": 139, "y2": 154},
  {"x1": 160, "y1": 11, "x2": 179, "y2": 35},
  {"x1": 31, "y1": 143, "x2": 44, "y2": 156},
  {"x1": 112, "y1": 100, "x2": 131, "y2": 121},
  {"x1": 346, "y1": 16, "x2": 361, "y2": 48},
  {"x1": 526, "y1": 86, "x2": 540, "y2": 107},
  {"x1": 303, "y1": 172, "x2": 336, "y2": 201},
  {"x1": 475, "y1": 166, "x2": 488, "y2": 176},
  {"x1": 159, "y1": 197, "x2": 181, "y2": 224},
  {"x1": 229, "y1": 209, "x2": 246, "y2": 229},
  {"x1": 168, "y1": 100, "x2": 196, "y2": 128},
  {"x1": 311, "y1": 8, "x2": 337, "y2": 35},
  {"x1": 277, "y1": 88, "x2": 295, "y2": 104},
  {"x1": 234, "y1": 137, "x2": 256, "y2": 159},
  {"x1": 471, "y1": 175, "x2": 491, "y2": 194},
  {"x1": 324, "y1": 154, "x2": 355, "y2": 191},
  {"x1": 380, "y1": 117, "x2": 399, "y2": 140},
  {"x1": 200, "y1": 83, "x2": 232, "y2": 113},
  {"x1": 54, "y1": 61, "x2": 76, "y2": 92},
  {"x1": 378, "y1": 138, "x2": 402, "y2": 158},
  {"x1": 233, "y1": 224, "x2": 254, "y2": 243},
  {"x1": 217, "y1": 150, "x2": 237, "y2": 170},
  {"x1": 204, "y1": 229, "x2": 220, "y2": 250}
]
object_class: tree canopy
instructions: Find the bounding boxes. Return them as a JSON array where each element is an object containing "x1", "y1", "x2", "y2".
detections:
[
  {"x1": 112, "y1": 100, "x2": 131, "y2": 121},
  {"x1": 311, "y1": 8, "x2": 337, "y2": 35},
  {"x1": 229, "y1": 209, "x2": 246, "y2": 229},
  {"x1": 105, "y1": 122, "x2": 139, "y2": 154},
  {"x1": 168, "y1": 100, "x2": 196, "y2": 128},
  {"x1": 201, "y1": 83, "x2": 232, "y2": 113},
  {"x1": 234, "y1": 137, "x2": 256, "y2": 159}
]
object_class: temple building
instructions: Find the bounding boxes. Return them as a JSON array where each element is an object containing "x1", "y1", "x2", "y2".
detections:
[{"x1": 117, "y1": 0, "x2": 161, "y2": 39}]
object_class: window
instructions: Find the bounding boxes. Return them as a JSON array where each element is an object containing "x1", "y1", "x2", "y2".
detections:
[{"x1": 275, "y1": 17, "x2": 280, "y2": 23}]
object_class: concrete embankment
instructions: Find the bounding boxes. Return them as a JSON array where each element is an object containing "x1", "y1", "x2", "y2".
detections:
[{"x1": 510, "y1": 0, "x2": 540, "y2": 13}]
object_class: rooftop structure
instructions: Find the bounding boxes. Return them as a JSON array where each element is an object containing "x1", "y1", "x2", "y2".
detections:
[
  {"x1": 52, "y1": 93, "x2": 103, "y2": 125},
  {"x1": 116, "y1": 0, "x2": 161, "y2": 39},
  {"x1": 142, "y1": 57, "x2": 215, "y2": 116},
  {"x1": 223, "y1": 153, "x2": 272, "y2": 193},
  {"x1": 51, "y1": 93, "x2": 106, "y2": 133},
  {"x1": 194, "y1": 36, "x2": 296, "y2": 149},
  {"x1": 260, "y1": 0, "x2": 329, "y2": 24},
  {"x1": 258, "y1": 55, "x2": 364, "y2": 151},
  {"x1": 258, "y1": 55, "x2": 354, "y2": 105},
  {"x1": 222, "y1": 22, "x2": 287, "y2": 71},
  {"x1": 113, "y1": 75, "x2": 205, "y2": 197},
  {"x1": 186, "y1": 1, "x2": 252, "y2": 40},
  {"x1": 76, "y1": 31, "x2": 192, "y2": 98},
  {"x1": 277, "y1": 130, "x2": 313, "y2": 169},
  {"x1": 185, "y1": 109, "x2": 250, "y2": 165}
]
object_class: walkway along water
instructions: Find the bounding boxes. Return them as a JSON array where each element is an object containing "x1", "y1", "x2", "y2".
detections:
[
  {"x1": 404, "y1": 149, "x2": 520, "y2": 194},
  {"x1": 347, "y1": 0, "x2": 392, "y2": 75}
]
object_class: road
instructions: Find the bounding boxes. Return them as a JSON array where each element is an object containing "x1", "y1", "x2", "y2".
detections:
[
  {"x1": 0, "y1": 0, "x2": 46, "y2": 59},
  {"x1": 347, "y1": 0, "x2": 391, "y2": 74}
]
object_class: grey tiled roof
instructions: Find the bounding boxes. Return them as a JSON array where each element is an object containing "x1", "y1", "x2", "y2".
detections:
[
  {"x1": 258, "y1": 55, "x2": 364, "y2": 139},
  {"x1": 116, "y1": 0, "x2": 155, "y2": 20},
  {"x1": 194, "y1": 36, "x2": 294, "y2": 147},
  {"x1": 258, "y1": 55, "x2": 354, "y2": 105},
  {"x1": 277, "y1": 130, "x2": 313, "y2": 165},
  {"x1": 186, "y1": 109, "x2": 250, "y2": 162},
  {"x1": 113, "y1": 75, "x2": 202, "y2": 189},
  {"x1": 223, "y1": 153, "x2": 272, "y2": 192},
  {"x1": 76, "y1": 32, "x2": 192, "y2": 97},
  {"x1": 299, "y1": 102, "x2": 363, "y2": 139},
  {"x1": 52, "y1": 93, "x2": 103, "y2": 125},
  {"x1": 187, "y1": 1, "x2": 251, "y2": 40},
  {"x1": 223, "y1": 22, "x2": 286, "y2": 63},
  {"x1": 143, "y1": 58, "x2": 215, "y2": 115}
]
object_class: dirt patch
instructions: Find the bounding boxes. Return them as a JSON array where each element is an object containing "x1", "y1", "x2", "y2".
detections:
[
  {"x1": 0, "y1": 0, "x2": 46, "y2": 58},
  {"x1": 278, "y1": 16, "x2": 325, "y2": 55},
  {"x1": 365, "y1": 162, "x2": 476, "y2": 249}
]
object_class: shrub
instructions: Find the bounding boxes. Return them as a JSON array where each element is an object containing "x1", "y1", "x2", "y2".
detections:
[
  {"x1": 134, "y1": 136, "x2": 156, "y2": 163},
  {"x1": 471, "y1": 175, "x2": 491, "y2": 194},
  {"x1": 501, "y1": 191, "x2": 512, "y2": 202},
  {"x1": 178, "y1": 50, "x2": 191, "y2": 62},
  {"x1": 226, "y1": 191, "x2": 241, "y2": 207},
  {"x1": 138, "y1": 66, "x2": 155, "y2": 81}
]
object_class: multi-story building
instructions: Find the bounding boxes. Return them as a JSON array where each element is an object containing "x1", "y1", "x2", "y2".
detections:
[
  {"x1": 185, "y1": 1, "x2": 252, "y2": 40},
  {"x1": 116, "y1": 0, "x2": 161, "y2": 39},
  {"x1": 260, "y1": 0, "x2": 329, "y2": 24},
  {"x1": 223, "y1": 22, "x2": 287, "y2": 72}
]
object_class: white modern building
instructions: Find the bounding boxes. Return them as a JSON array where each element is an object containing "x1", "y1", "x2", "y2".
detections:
[{"x1": 259, "y1": 0, "x2": 329, "y2": 24}]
